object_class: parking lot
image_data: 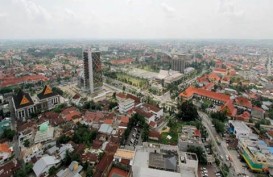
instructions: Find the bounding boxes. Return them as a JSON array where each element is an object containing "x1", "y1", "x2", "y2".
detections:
[
  {"x1": 126, "y1": 126, "x2": 143, "y2": 149},
  {"x1": 198, "y1": 164, "x2": 221, "y2": 177}
]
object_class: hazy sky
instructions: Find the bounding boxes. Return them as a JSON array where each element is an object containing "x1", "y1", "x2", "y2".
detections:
[{"x1": 0, "y1": 0, "x2": 273, "y2": 39}]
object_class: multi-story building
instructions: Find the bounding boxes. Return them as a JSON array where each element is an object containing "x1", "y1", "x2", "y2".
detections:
[
  {"x1": 171, "y1": 54, "x2": 187, "y2": 73},
  {"x1": 238, "y1": 134, "x2": 273, "y2": 173},
  {"x1": 118, "y1": 98, "x2": 135, "y2": 114},
  {"x1": 36, "y1": 85, "x2": 60, "y2": 111},
  {"x1": 81, "y1": 49, "x2": 103, "y2": 94},
  {"x1": 12, "y1": 85, "x2": 61, "y2": 121},
  {"x1": 12, "y1": 90, "x2": 36, "y2": 121}
]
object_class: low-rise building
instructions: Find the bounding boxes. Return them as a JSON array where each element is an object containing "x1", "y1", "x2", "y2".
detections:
[
  {"x1": 113, "y1": 149, "x2": 135, "y2": 166},
  {"x1": 228, "y1": 120, "x2": 252, "y2": 138},
  {"x1": 34, "y1": 121, "x2": 54, "y2": 144},
  {"x1": 56, "y1": 161, "x2": 83, "y2": 177},
  {"x1": 179, "y1": 152, "x2": 199, "y2": 176},
  {"x1": 178, "y1": 126, "x2": 202, "y2": 151},
  {"x1": 0, "y1": 143, "x2": 13, "y2": 164},
  {"x1": 238, "y1": 134, "x2": 273, "y2": 172},
  {"x1": 21, "y1": 143, "x2": 43, "y2": 163},
  {"x1": 118, "y1": 98, "x2": 135, "y2": 114},
  {"x1": 33, "y1": 155, "x2": 60, "y2": 177}
]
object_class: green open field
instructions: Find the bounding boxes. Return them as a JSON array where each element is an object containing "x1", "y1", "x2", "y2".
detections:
[{"x1": 116, "y1": 72, "x2": 148, "y2": 89}]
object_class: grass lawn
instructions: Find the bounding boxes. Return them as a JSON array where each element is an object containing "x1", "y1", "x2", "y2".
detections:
[
  {"x1": 160, "y1": 121, "x2": 184, "y2": 145},
  {"x1": 116, "y1": 73, "x2": 148, "y2": 88}
]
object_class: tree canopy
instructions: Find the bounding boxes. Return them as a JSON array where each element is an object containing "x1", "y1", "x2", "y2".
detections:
[{"x1": 177, "y1": 101, "x2": 198, "y2": 121}]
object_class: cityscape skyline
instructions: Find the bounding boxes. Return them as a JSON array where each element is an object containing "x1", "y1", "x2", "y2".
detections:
[{"x1": 1, "y1": 0, "x2": 273, "y2": 39}]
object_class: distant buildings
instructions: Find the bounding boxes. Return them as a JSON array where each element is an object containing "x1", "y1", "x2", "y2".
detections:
[
  {"x1": 79, "y1": 49, "x2": 103, "y2": 94},
  {"x1": 178, "y1": 125, "x2": 202, "y2": 151},
  {"x1": 171, "y1": 54, "x2": 187, "y2": 73}
]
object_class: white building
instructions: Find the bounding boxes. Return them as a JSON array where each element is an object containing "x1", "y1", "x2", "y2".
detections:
[
  {"x1": 34, "y1": 121, "x2": 54, "y2": 144},
  {"x1": 21, "y1": 143, "x2": 43, "y2": 163},
  {"x1": 118, "y1": 98, "x2": 135, "y2": 114},
  {"x1": 179, "y1": 152, "x2": 199, "y2": 176},
  {"x1": 229, "y1": 120, "x2": 252, "y2": 138},
  {"x1": 57, "y1": 161, "x2": 82, "y2": 177},
  {"x1": 33, "y1": 155, "x2": 60, "y2": 177}
]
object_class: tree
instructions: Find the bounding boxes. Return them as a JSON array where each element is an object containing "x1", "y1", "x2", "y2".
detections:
[
  {"x1": 48, "y1": 166, "x2": 57, "y2": 176},
  {"x1": 177, "y1": 101, "x2": 198, "y2": 121},
  {"x1": 86, "y1": 165, "x2": 93, "y2": 177},
  {"x1": 23, "y1": 140, "x2": 30, "y2": 147},
  {"x1": 187, "y1": 145, "x2": 207, "y2": 164},
  {"x1": 52, "y1": 87, "x2": 64, "y2": 96},
  {"x1": 212, "y1": 119, "x2": 225, "y2": 134},
  {"x1": 2, "y1": 129, "x2": 16, "y2": 141},
  {"x1": 122, "y1": 86, "x2": 126, "y2": 92},
  {"x1": 211, "y1": 112, "x2": 228, "y2": 122},
  {"x1": 57, "y1": 135, "x2": 71, "y2": 145}
]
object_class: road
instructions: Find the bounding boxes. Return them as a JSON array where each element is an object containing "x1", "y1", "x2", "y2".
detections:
[
  {"x1": 198, "y1": 111, "x2": 238, "y2": 177},
  {"x1": 9, "y1": 98, "x2": 20, "y2": 159}
]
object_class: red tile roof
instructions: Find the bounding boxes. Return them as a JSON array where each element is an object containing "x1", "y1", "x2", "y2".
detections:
[
  {"x1": 194, "y1": 129, "x2": 201, "y2": 137},
  {"x1": 0, "y1": 160, "x2": 20, "y2": 177},
  {"x1": 120, "y1": 116, "x2": 129, "y2": 124},
  {"x1": 94, "y1": 154, "x2": 114, "y2": 177},
  {"x1": 92, "y1": 140, "x2": 103, "y2": 149},
  {"x1": 61, "y1": 107, "x2": 81, "y2": 121},
  {"x1": 149, "y1": 130, "x2": 161, "y2": 139},
  {"x1": 110, "y1": 58, "x2": 134, "y2": 65},
  {"x1": 213, "y1": 68, "x2": 226, "y2": 73},
  {"x1": 81, "y1": 152, "x2": 98, "y2": 163},
  {"x1": 84, "y1": 111, "x2": 105, "y2": 123},
  {"x1": 235, "y1": 97, "x2": 252, "y2": 109},
  {"x1": 236, "y1": 111, "x2": 250, "y2": 121},
  {"x1": 149, "y1": 121, "x2": 157, "y2": 128},
  {"x1": 221, "y1": 100, "x2": 237, "y2": 117},
  {"x1": 179, "y1": 86, "x2": 230, "y2": 103},
  {"x1": 0, "y1": 74, "x2": 48, "y2": 87},
  {"x1": 208, "y1": 72, "x2": 220, "y2": 82},
  {"x1": 0, "y1": 143, "x2": 12, "y2": 153},
  {"x1": 104, "y1": 119, "x2": 113, "y2": 125},
  {"x1": 108, "y1": 167, "x2": 129, "y2": 177}
]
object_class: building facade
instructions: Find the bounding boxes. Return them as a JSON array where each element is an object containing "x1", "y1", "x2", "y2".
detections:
[
  {"x1": 171, "y1": 54, "x2": 187, "y2": 73},
  {"x1": 12, "y1": 85, "x2": 60, "y2": 121},
  {"x1": 82, "y1": 49, "x2": 103, "y2": 94}
]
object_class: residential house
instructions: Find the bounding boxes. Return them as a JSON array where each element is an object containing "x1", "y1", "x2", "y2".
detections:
[
  {"x1": 0, "y1": 143, "x2": 13, "y2": 164},
  {"x1": 0, "y1": 160, "x2": 20, "y2": 177},
  {"x1": 251, "y1": 106, "x2": 265, "y2": 119},
  {"x1": 56, "y1": 161, "x2": 83, "y2": 177},
  {"x1": 21, "y1": 143, "x2": 43, "y2": 163},
  {"x1": 33, "y1": 155, "x2": 60, "y2": 177}
]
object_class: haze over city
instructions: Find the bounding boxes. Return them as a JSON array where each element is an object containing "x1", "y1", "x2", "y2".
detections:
[{"x1": 1, "y1": 0, "x2": 273, "y2": 39}]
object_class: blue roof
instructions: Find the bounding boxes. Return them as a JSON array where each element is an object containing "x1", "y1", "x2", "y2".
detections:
[
  {"x1": 268, "y1": 147, "x2": 273, "y2": 154},
  {"x1": 258, "y1": 140, "x2": 267, "y2": 146}
]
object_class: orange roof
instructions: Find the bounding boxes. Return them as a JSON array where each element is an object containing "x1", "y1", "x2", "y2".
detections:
[
  {"x1": 0, "y1": 143, "x2": 12, "y2": 153},
  {"x1": 111, "y1": 58, "x2": 134, "y2": 65},
  {"x1": 0, "y1": 74, "x2": 48, "y2": 87},
  {"x1": 61, "y1": 107, "x2": 81, "y2": 121},
  {"x1": 213, "y1": 68, "x2": 226, "y2": 73},
  {"x1": 235, "y1": 97, "x2": 252, "y2": 109},
  {"x1": 208, "y1": 72, "x2": 220, "y2": 81},
  {"x1": 221, "y1": 100, "x2": 237, "y2": 117},
  {"x1": 236, "y1": 111, "x2": 250, "y2": 121},
  {"x1": 104, "y1": 119, "x2": 113, "y2": 125},
  {"x1": 120, "y1": 116, "x2": 129, "y2": 124},
  {"x1": 179, "y1": 86, "x2": 230, "y2": 102},
  {"x1": 203, "y1": 82, "x2": 214, "y2": 90}
]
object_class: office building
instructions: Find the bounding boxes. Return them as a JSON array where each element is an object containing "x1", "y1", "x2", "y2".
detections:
[
  {"x1": 82, "y1": 49, "x2": 103, "y2": 93},
  {"x1": 171, "y1": 54, "x2": 187, "y2": 73}
]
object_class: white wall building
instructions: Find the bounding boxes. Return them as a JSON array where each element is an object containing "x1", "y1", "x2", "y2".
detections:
[
  {"x1": 118, "y1": 98, "x2": 135, "y2": 114},
  {"x1": 229, "y1": 120, "x2": 252, "y2": 138}
]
